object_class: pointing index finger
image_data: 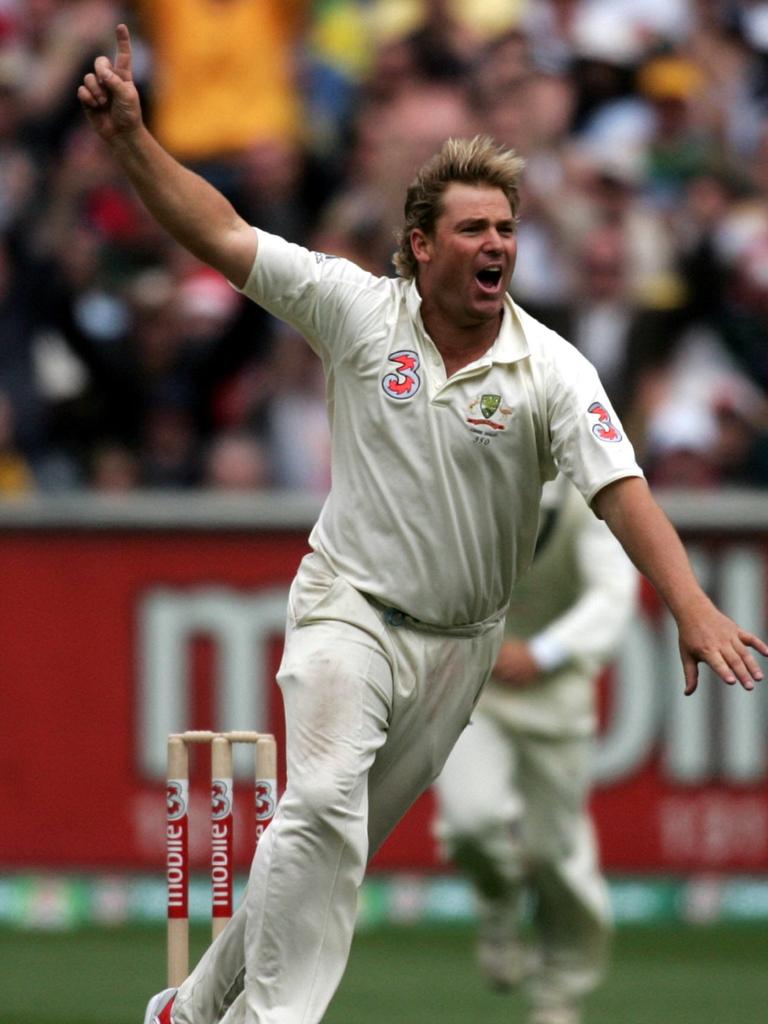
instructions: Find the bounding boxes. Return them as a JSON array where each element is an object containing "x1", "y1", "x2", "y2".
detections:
[{"x1": 114, "y1": 23, "x2": 132, "y2": 80}]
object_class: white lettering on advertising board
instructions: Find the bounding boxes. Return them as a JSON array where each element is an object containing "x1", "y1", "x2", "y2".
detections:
[{"x1": 136, "y1": 546, "x2": 767, "y2": 789}]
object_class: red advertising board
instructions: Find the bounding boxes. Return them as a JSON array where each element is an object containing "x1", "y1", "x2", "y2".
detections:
[{"x1": 1, "y1": 494, "x2": 767, "y2": 874}]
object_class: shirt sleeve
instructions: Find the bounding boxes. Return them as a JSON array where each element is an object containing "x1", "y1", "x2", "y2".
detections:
[
  {"x1": 544, "y1": 332, "x2": 644, "y2": 506},
  {"x1": 236, "y1": 228, "x2": 393, "y2": 362}
]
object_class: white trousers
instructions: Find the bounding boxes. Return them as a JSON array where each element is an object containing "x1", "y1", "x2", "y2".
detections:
[
  {"x1": 175, "y1": 554, "x2": 503, "y2": 1024},
  {"x1": 434, "y1": 709, "x2": 612, "y2": 1011}
]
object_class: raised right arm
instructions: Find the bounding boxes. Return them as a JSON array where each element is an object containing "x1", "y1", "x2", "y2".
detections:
[{"x1": 77, "y1": 24, "x2": 257, "y2": 288}]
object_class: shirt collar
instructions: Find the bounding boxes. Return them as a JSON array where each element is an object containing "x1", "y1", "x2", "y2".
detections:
[{"x1": 405, "y1": 280, "x2": 530, "y2": 366}]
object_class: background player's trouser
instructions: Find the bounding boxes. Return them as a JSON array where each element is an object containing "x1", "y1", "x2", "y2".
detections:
[
  {"x1": 435, "y1": 709, "x2": 612, "y2": 1012},
  {"x1": 174, "y1": 553, "x2": 503, "y2": 1024}
]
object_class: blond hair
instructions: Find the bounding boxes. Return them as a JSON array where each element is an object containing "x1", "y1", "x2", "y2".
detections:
[{"x1": 393, "y1": 136, "x2": 525, "y2": 279}]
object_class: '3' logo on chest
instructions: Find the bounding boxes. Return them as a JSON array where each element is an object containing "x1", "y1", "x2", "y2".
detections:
[{"x1": 382, "y1": 350, "x2": 421, "y2": 400}]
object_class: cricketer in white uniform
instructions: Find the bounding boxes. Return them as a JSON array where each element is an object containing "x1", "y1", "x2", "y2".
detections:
[
  {"x1": 435, "y1": 476, "x2": 638, "y2": 1024},
  {"x1": 78, "y1": 28, "x2": 768, "y2": 1024},
  {"x1": 172, "y1": 226, "x2": 642, "y2": 1024}
]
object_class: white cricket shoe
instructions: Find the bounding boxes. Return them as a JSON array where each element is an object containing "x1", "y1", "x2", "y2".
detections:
[
  {"x1": 527, "y1": 1006, "x2": 581, "y2": 1024},
  {"x1": 143, "y1": 987, "x2": 177, "y2": 1024},
  {"x1": 477, "y1": 937, "x2": 530, "y2": 991},
  {"x1": 475, "y1": 892, "x2": 532, "y2": 991}
]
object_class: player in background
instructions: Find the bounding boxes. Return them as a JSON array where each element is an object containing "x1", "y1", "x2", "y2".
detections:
[
  {"x1": 435, "y1": 476, "x2": 638, "y2": 1024},
  {"x1": 77, "y1": 27, "x2": 767, "y2": 1024}
]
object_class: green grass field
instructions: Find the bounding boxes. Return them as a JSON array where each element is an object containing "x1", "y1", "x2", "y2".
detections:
[{"x1": 3, "y1": 921, "x2": 767, "y2": 1024}]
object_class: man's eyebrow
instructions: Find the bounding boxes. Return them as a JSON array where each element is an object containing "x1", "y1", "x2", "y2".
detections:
[{"x1": 455, "y1": 216, "x2": 515, "y2": 229}]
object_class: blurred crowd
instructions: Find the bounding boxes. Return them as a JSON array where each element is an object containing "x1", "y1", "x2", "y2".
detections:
[{"x1": 2, "y1": 0, "x2": 768, "y2": 497}]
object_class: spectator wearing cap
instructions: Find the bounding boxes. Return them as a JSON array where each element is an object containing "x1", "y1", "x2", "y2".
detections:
[
  {"x1": 644, "y1": 401, "x2": 721, "y2": 488},
  {"x1": 637, "y1": 54, "x2": 720, "y2": 208}
]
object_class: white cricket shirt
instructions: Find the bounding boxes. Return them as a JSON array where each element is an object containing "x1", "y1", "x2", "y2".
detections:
[{"x1": 240, "y1": 230, "x2": 643, "y2": 628}]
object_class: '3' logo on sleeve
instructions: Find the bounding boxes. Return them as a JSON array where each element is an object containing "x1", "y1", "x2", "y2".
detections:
[{"x1": 588, "y1": 401, "x2": 622, "y2": 442}]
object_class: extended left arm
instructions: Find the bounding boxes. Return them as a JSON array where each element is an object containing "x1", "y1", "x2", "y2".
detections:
[{"x1": 593, "y1": 476, "x2": 768, "y2": 694}]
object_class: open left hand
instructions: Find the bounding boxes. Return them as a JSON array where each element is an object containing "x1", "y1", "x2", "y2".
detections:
[{"x1": 678, "y1": 599, "x2": 768, "y2": 695}]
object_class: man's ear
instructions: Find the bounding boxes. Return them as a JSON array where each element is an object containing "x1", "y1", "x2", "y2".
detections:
[{"x1": 410, "y1": 228, "x2": 432, "y2": 265}]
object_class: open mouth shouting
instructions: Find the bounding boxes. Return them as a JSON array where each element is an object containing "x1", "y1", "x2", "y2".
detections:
[{"x1": 475, "y1": 264, "x2": 504, "y2": 294}]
